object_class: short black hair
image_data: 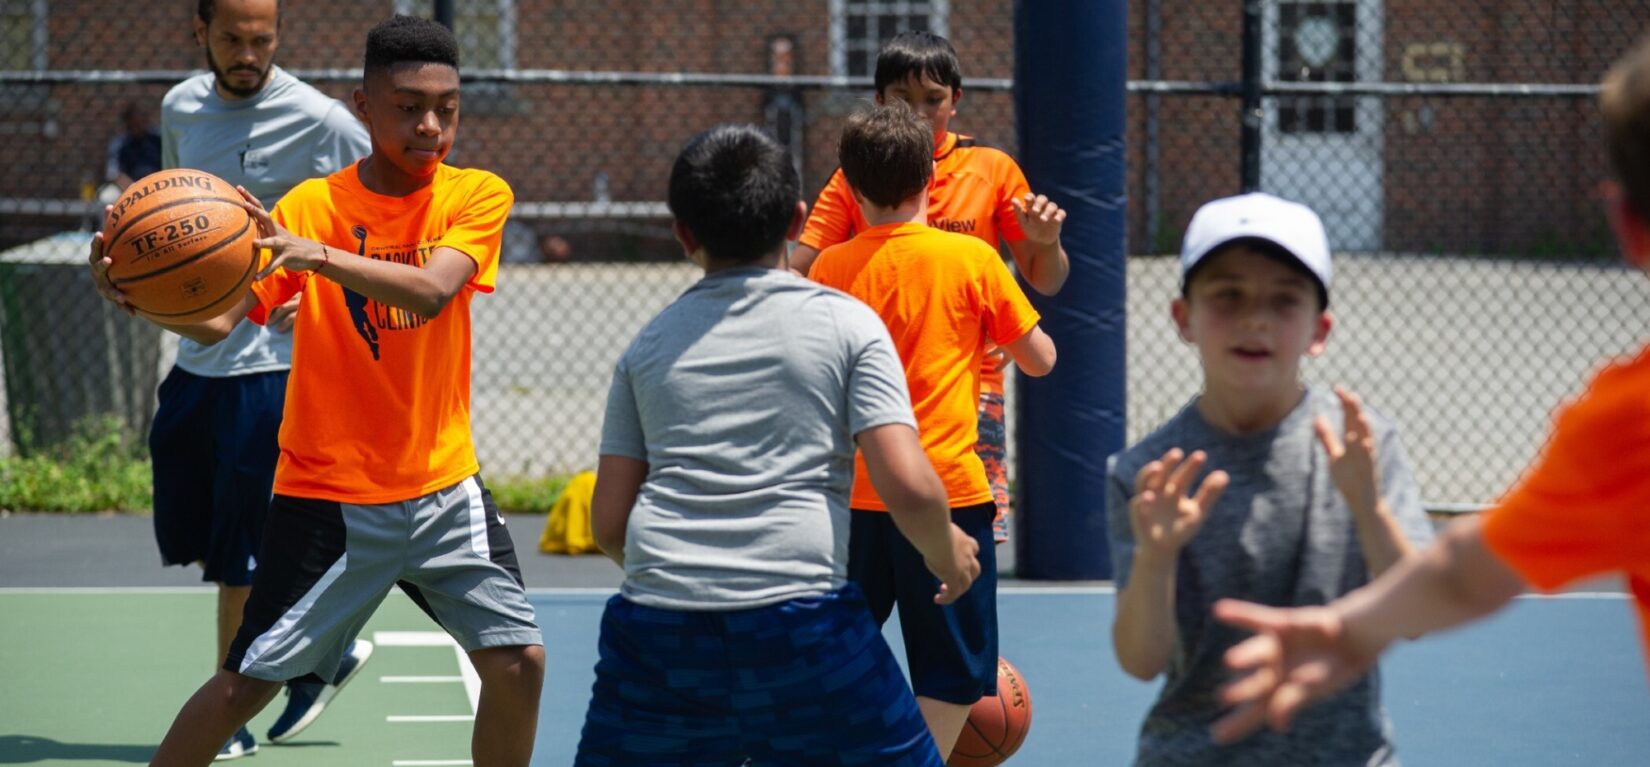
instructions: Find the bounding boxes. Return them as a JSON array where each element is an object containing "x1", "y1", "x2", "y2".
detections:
[
  {"x1": 1182, "y1": 237, "x2": 1330, "y2": 309},
  {"x1": 839, "y1": 104, "x2": 932, "y2": 209},
  {"x1": 364, "y1": 15, "x2": 460, "y2": 79},
  {"x1": 197, "y1": 0, "x2": 281, "y2": 27},
  {"x1": 668, "y1": 125, "x2": 800, "y2": 264},
  {"x1": 874, "y1": 31, "x2": 962, "y2": 94}
]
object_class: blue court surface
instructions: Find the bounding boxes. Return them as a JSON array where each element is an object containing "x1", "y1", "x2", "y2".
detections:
[
  {"x1": 0, "y1": 584, "x2": 1643, "y2": 765},
  {"x1": 531, "y1": 587, "x2": 1647, "y2": 766}
]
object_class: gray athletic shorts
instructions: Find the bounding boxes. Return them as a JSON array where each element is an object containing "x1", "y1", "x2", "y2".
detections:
[{"x1": 226, "y1": 475, "x2": 541, "y2": 683}]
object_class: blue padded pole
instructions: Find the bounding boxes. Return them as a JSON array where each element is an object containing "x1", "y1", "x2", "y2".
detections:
[{"x1": 1012, "y1": 0, "x2": 1127, "y2": 579}]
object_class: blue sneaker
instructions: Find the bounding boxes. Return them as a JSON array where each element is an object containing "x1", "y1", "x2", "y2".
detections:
[
  {"x1": 213, "y1": 727, "x2": 257, "y2": 761},
  {"x1": 266, "y1": 639, "x2": 375, "y2": 743}
]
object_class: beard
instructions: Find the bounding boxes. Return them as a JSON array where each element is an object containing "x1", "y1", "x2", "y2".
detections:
[{"x1": 205, "y1": 45, "x2": 273, "y2": 98}]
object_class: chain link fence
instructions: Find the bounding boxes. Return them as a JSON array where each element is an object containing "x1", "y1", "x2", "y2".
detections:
[{"x1": 1, "y1": 1, "x2": 1647, "y2": 508}]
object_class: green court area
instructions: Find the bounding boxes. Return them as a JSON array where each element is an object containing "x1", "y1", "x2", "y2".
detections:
[{"x1": 1, "y1": 590, "x2": 489, "y2": 767}]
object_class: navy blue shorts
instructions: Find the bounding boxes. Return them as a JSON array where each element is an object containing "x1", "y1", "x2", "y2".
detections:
[
  {"x1": 848, "y1": 502, "x2": 999, "y2": 705},
  {"x1": 575, "y1": 585, "x2": 944, "y2": 767},
  {"x1": 149, "y1": 367, "x2": 286, "y2": 586}
]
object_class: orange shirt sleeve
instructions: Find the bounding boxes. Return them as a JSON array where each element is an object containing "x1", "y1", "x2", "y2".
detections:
[
  {"x1": 246, "y1": 202, "x2": 308, "y2": 325},
  {"x1": 975, "y1": 245, "x2": 1042, "y2": 346},
  {"x1": 1481, "y1": 352, "x2": 1650, "y2": 591},
  {"x1": 799, "y1": 169, "x2": 858, "y2": 252},
  {"x1": 994, "y1": 154, "x2": 1032, "y2": 243},
  {"x1": 437, "y1": 173, "x2": 513, "y2": 294}
]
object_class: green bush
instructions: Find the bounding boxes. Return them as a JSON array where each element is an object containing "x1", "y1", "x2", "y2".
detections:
[
  {"x1": 0, "y1": 415, "x2": 151, "y2": 513},
  {"x1": 0, "y1": 414, "x2": 577, "y2": 515},
  {"x1": 487, "y1": 473, "x2": 573, "y2": 515}
]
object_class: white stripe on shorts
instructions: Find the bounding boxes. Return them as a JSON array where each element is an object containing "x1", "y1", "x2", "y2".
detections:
[
  {"x1": 462, "y1": 477, "x2": 491, "y2": 560},
  {"x1": 240, "y1": 553, "x2": 349, "y2": 674}
]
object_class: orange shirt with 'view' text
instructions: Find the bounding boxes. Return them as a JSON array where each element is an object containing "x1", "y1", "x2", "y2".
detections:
[
  {"x1": 809, "y1": 222, "x2": 1041, "y2": 510},
  {"x1": 250, "y1": 162, "x2": 510, "y2": 504}
]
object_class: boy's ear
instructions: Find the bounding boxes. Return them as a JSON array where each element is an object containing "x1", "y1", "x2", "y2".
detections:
[
  {"x1": 785, "y1": 200, "x2": 807, "y2": 242},
  {"x1": 1604, "y1": 182, "x2": 1650, "y2": 270},
  {"x1": 1170, "y1": 296, "x2": 1194, "y2": 343},
  {"x1": 1305, "y1": 310, "x2": 1334, "y2": 359},
  {"x1": 352, "y1": 88, "x2": 369, "y2": 122},
  {"x1": 951, "y1": 86, "x2": 963, "y2": 112},
  {"x1": 193, "y1": 17, "x2": 207, "y2": 49},
  {"x1": 671, "y1": 219, "x2": 700, "y2": 259}
]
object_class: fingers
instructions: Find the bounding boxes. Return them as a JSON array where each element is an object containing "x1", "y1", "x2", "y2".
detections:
[
  {"x1": 1334, "y1": 386, "x2": 1372, "y2": 448},
  {"x1": 235, "y1": 185, "x2": 266, "y2": 210},
  {"x1": 1212, "y1": 598, "x2": 1285, "y2": 635},
  {"x1": 1210, "y1": 700, "x2": 1270, "y2": 745},
  {"x1": 1191, "y1": 469, "x2": 1228, "y2": 512},
  {"x1": 1313, "y1": 415, "x2": 1343, "y2": 459},
  {"x1": 1163, "y1": 450, "x2": 1208, "y2": 500}
]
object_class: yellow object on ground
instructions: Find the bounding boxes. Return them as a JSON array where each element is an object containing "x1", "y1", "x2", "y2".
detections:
[{"x1": 539, "y1": 470, "x2": 600, "y2": 555}]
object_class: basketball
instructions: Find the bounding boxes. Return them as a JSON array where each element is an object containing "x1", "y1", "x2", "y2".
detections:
[
  {"x1": 101, "y1": 168, "x2": 259, "y2": 323},
  {"x1": 947, "y1": 657, "x2": 1033, "y2": 767}
]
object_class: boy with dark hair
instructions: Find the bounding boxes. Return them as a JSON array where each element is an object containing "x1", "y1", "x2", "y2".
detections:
[
  {"x1": 1211, "y1": 37, "x2": 1650, "y2": 745},
  {"x1": 1106, "y1": 192, "x2": 1433, "y2": 765},
  {"x1": 809, "y1": 103, "x2": 1056, "y2": 760},
  {"x1": 89, "y1": 15, "x2": 543, "y2": 767},
  {"x1": 577, "y1": 124, "x2": 979, "y2": 766},
  {"x1": 794, "y1": 29, "x2": 1070, "y2": 545}
]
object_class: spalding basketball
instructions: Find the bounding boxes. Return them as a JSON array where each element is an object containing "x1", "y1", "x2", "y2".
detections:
[
  {"x1": 947, "y1": 657, "x2": 1033, "y2": 767},
  {"x1": 102, "y1": 169, "x2": 258, "y2": 323}
]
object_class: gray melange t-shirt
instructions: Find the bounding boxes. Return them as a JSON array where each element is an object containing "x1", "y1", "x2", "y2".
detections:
[
  {"x1": 161, "y1": 66, "x2": 371, "y2": 377},
  {"x1": 600, "y1": 267, "x2": 916, "y2": 611},
  {"x1": 1107, "y1": 385, "x2": 1434, "y2": 767}
]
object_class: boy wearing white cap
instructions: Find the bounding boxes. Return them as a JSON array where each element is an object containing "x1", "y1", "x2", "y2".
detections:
[{"x1": 1104, "y1": 193, "x2": 1434, "y2": 765}]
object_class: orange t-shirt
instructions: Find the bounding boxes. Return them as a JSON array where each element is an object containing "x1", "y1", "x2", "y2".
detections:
[
  {"x1": 799, "y1": 132, "x2": 1033, "y2": 395},
  {"x1": 249, "y1": 162, "x2": 510, "y2": 504},
  {"x1": 1480, "y1": 346, "x2": 1650, "y2": 672},
  {"x1": 809, "y1": 222, "x2": 1041, "y2": 510}
]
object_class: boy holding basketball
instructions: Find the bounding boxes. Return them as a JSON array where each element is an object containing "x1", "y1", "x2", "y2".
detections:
[
  {"x1": 809, "y1": 103, "x2": 1057, "y2": 760},
  {"x1": 1104, "y1": 192, "x2": 1433, "y2": 765},
  {"x1": 793, "y1": 31, "x2": 1070, "y2": 545},
  {"x1": 1211, "y1": 37, "x2": 1650, "y2": 744},
  {"x1": 90, "y1": 16, "x2": 543, "y2": 767},
  {"x1": 155, "y1": 0, "x2": 373, "y2": 757},
  {"x1": 577, "y1": 123, "x2": 979, "y2": 766}
]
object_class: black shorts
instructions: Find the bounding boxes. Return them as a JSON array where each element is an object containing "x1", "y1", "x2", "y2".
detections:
[
  {"x1": 149, "y1": 367, "x2": 286, "y2": 586},
  {"x1": 847, "y1": 502, "x2": 999, "y2": 705}
]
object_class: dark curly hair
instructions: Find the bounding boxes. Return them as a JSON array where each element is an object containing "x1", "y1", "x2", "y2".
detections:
[{"x1": 364, "y1": 14, "x2": 460, "y2": 78}]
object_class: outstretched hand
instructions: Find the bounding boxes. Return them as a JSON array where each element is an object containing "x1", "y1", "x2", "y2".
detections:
[
  {"x1": 1314, "y1": 386, "x2": 1380, "y2": 513},
  {"x1": 237, "y1": 186, "x2": 327, "y2": 278},
  {"x1": 1130, "y1": 448, "x2": 1227, "y2": 559},
  {"x1": 1011, "y1": 192, "x2": 1067, "y2": 246},
  {"x1": 1209, "y1": 599, "x2": 1380, "y2": 744}
]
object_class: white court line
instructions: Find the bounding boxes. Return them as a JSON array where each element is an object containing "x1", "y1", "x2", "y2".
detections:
[
  {"x1": 392, "y1": 761, "x2": 473, "y2": 766},
  {"x1": 387, "y1": 715, "x2": 475, "y2": 723},
  {"x1": 373, "y1": 630, "x2": 482, "y2": 714},
  {"x1": 380, "y1": 675, "x2": 464, "y2": 683}
]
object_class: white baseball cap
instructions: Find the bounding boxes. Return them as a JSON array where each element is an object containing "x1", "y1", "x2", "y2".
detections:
[{"x1": 1180, "y1": 192, "x2": 1332, "y2": 304}]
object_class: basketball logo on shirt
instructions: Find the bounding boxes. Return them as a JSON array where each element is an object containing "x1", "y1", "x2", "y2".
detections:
[
  {"x1": 346, "y1": 225, "x2": 382, "y2": 361},
  {"x1": 341, "y1": 225, "x2": 435, "y2": 361}
]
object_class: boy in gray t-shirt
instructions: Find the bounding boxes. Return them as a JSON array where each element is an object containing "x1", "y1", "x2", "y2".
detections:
[
  {"x1": 1106, "y1": 193, "x2": 1433, "y2": 766},
  {"x1": 576, "y1": 125, "x2": 980, "y2": 766}
]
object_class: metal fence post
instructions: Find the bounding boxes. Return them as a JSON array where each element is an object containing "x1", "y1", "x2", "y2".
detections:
[{"x1": 1241, "y1": 0, "x2": 1264, "y2": 192}]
